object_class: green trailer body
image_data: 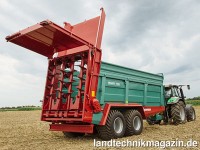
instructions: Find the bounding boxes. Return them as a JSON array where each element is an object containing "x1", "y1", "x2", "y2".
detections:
[
  {"x1": 62, "y1": 62, "x2": 164, "y2": 106},
  {"x1": 97, "y1": 62, "x2": 165, "y2": 107}
]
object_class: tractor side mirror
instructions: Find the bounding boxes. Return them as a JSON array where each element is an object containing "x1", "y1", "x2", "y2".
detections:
[{"x1": 187, "y1": 85, "x2": 190, "y2": 90}]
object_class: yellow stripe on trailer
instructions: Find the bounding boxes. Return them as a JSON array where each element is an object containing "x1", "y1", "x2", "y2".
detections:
[{"x1": 92, "y1": 91, "x2": 96, "y2": 97}]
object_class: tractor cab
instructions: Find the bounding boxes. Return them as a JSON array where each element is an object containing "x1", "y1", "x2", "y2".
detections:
[{"x1": 164, "y1": 84, "x2": 190, "y2": 104}]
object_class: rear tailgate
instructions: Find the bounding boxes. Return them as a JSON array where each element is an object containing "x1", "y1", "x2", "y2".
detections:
[
  {"x1": 6, "y1": 9, "x2": 105, "y2": 125},
  {"x1": 6, "y1": 20, "x2": 88, "y2": 58}
]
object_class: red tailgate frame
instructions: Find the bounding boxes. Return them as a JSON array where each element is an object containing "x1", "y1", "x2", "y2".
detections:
[{"x1": 6, "y1": 8, "x2": 106, "y2": 124}]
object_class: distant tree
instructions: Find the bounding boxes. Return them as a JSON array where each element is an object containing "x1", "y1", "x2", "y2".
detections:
[{"x1": 187, "y1": 96, "x2": 200, "y2": 100}]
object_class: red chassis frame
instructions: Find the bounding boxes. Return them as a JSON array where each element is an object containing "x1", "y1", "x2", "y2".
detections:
[{"x1": 49, "y1": 103, "x2": 165, "y2": 133}]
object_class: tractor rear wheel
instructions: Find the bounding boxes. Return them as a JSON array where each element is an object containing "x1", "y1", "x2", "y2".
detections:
[
  {"x1": 96, "y1": 110, "x2": 126, "y2": 140},
  {"x1": 124, "y1": 110, "x2": 143, "y2": 136},
  {"x1": 63, "y1": 132, "x2": 85, "y2": 138},
  {"x1": 185, "y1": 105, "x2": 196, "y2": 122},
  {"x1": 171, "y1": 101, "x2": 186, "y2": 125}
]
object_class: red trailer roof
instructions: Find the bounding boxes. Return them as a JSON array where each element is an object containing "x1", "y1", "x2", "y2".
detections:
[
  {"x1": 5, "y1": 20, "x2": 90, "y2": 58},
  {"x1": 6, "y1": 8, "x2": 105, "y2": 58}
]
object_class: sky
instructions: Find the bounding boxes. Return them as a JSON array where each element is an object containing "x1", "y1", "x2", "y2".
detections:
[{"x1": 0, "y1": 0, "x2": 200, "y2": 107}]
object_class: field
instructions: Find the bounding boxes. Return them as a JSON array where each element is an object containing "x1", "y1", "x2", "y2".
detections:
[
  {"x1": 0, "y1": 107, "x2": 199, "y2": 150},
  {"x1": 186, "y1": 100, "x2": 200, "y2": 106}
]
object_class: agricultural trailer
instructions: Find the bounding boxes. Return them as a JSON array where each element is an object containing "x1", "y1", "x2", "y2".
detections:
[{"x1": 6, "y1": 9, "x2": 193, "y2": 140}]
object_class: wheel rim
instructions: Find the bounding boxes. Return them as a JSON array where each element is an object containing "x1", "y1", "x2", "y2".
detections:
[
  {"x1": 133, "y1": 116, "x2": 141, "y2": 131},
  {"x1": 114, "y1": 117, "x2": 123, "y2": 134},
  {"x1": 192, "y1": 109, "x2": 195, "y2": 120},
  {"x1": 179, "y1": 106, "x2": 185, "y2": 121}
]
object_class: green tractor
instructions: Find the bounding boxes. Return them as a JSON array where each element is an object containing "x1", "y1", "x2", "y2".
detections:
[{"x1": 147, "y1": 84, "x2": 196, "y2": 125}]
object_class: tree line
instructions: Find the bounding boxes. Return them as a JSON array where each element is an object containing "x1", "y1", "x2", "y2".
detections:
[{"x1": 187, "y1": 96, "x2": 200, "y2": 100}]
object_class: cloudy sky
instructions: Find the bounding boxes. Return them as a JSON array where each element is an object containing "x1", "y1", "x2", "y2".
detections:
[{"x1": 0, "y1": 0, "x2": 200, "y2": 107}]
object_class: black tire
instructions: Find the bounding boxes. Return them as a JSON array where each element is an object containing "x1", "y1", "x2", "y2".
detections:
[
  {"x1": 171, "y1": 101, "x2": 186, "y2": 125},
  {"x1": 185, "y1": 105, "x2": 196, "y2": 122},
  {"x1": 124, "y1": 110, "x2": 143, "y2": 136},
  {"x1": 96, "y1": 110, "x2": 126, "y2": 140},
  {"x1": 63, "y1": 132, "x2": 85, "y2": 138}
]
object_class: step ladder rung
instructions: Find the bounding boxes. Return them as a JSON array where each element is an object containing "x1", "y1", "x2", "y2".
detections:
[{"x1": 54, "y1": 89, "x2": 62, "y2": 92}]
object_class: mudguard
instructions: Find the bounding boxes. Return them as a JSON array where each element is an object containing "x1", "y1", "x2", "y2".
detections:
[{"x1": 167, "y1": 97, "x2": 180, "y2": 104}]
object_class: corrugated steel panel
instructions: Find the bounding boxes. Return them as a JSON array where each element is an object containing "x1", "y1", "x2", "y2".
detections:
[{"x1": 96, "y1": 62, "x2": 164, "y2": 106}]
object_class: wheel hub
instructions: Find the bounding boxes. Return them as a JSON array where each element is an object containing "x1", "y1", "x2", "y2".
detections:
[
  {"x1": 192, "y1": 109, "x2": 195, "y2": 120},
  {"x1": 133, "y1": 116, "x2": 141, "y2": 131},
  {"x1": 179, "y1": 106, "x2": 185, "y2": 121},
  {"x1": 114, "y1": 117, "x2": 123, "y2": 134}
]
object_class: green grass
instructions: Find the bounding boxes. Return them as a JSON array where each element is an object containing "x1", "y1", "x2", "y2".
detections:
[
  {"x1": 0, "y1": 107, "x2": 41, "y2": 111},
  {"x1": 186, "y1": 100, "x2": 200, "y2": 106}
]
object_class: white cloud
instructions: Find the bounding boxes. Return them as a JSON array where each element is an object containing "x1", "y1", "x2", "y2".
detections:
[{"x1": 0, "y1": 54, "x2": 46, "y2": 107}]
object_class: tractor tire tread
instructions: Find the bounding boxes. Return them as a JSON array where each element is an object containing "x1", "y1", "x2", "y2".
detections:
[
  {"x1": 186, "y1": 105, "x2": 196, "y2": 122},
  {"x1": 124, "y1": 109, "x2": 143, "y2": 136},
  {"x1": 96, "y1": 110, "x2": 122, "y2": 140},
  {"x1": 171, "y1": 101, "x2": 186, "y2": 125}
]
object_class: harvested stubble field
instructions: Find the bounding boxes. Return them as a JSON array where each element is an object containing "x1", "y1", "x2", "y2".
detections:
[{"x1": 0, "y1": 107, "x2": 199, "y2": 150}]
